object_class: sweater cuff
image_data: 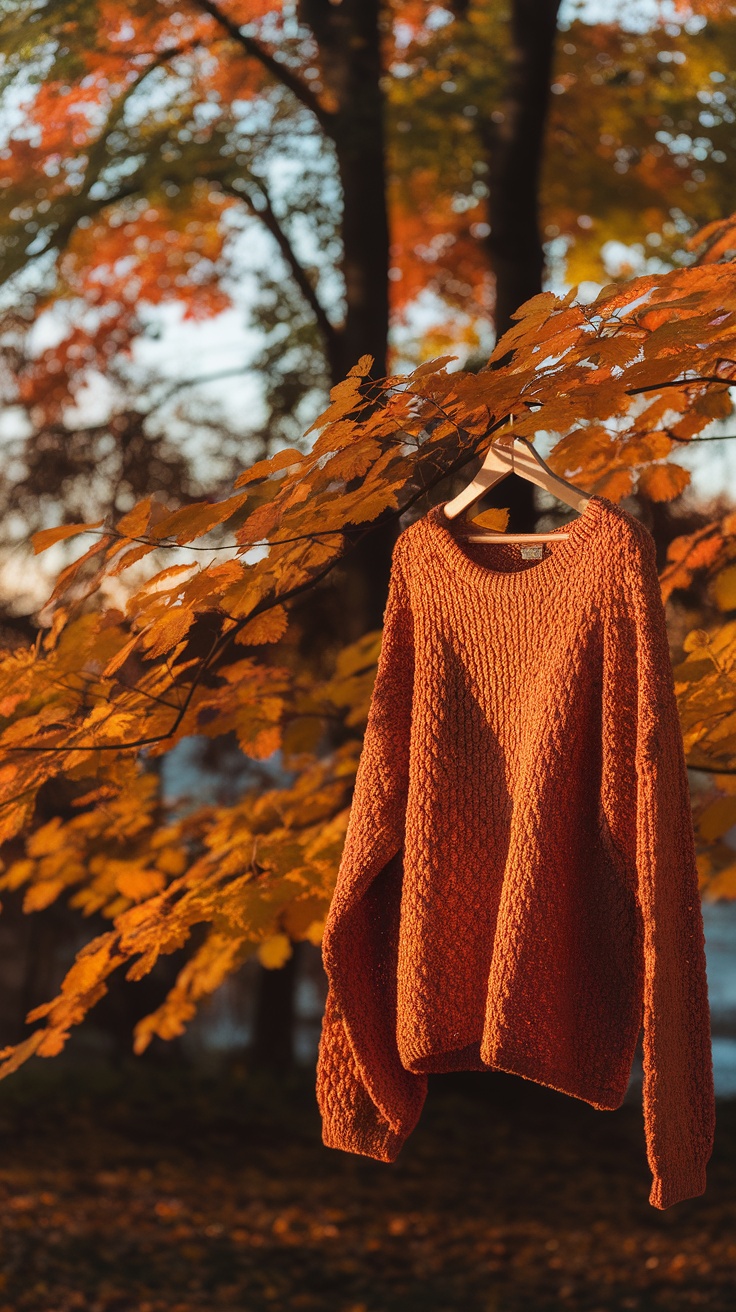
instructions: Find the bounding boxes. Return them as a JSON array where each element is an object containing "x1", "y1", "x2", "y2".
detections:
[
  {"x1": 649, "y1": 1161, "x2": 708, "y2": 1210},
  {"x1": 321, "y1": 1110, "x2": 407, "y2": 1163}
]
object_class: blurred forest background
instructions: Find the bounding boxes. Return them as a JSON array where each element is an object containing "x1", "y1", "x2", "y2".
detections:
[{"x1": 1, "y1": 0, "x2": 736, "y2": 1307}]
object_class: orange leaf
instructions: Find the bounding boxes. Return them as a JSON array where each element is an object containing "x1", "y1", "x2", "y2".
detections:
[
  {"x1": 23, "y1": 880, "x2": 66, "y2": 913},
  {"x1": 409, "y1": 355, "x2": 458, "y2": 380},
  {"x1": 324, "y1": 439, "x2": 383, "y2": 481},
  {"x1": 115, "y1": 867, "x2": 166, "y2": 902},
  {"x1": 108, "y1": 543, "x2": 156, "y2": 576},
  {"x1": 467, "y1": 507, "x2": 510, "y2": 533},
  {"x1": 235, "y1": 605, "x2": 289, "y2": 646},
  {"x1": 103, "y1": 632, "x2": 141, "y2": 678},
  {"x1": 234, "y1": 448, "x2": 306, "y2": 488},
  {"x1": 151, "y1": 492, "x2": 249, "y2": 545},
  {"x1": 347, "y1": 353, "x2": 375, "y2": 378},
  {"x1": 638, "y1": 463, "x2": 691, "y2": 502},
  {"x1": 116, "y1": 498, "x2": 153, "y2": 539},
  {"x1": 592, "y1": 468, "x2": 634, "y2": 502},
  {"x1": 140, "y1": 608, "x2": 194, "y2": 658},
  {"x1": 31, "y1": 520, "x2": 104, "y2": 554}
]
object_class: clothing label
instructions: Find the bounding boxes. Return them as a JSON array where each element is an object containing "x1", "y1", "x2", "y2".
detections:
[{"x1": 520, "y1": 545, "x2": 544, "y2": 560}]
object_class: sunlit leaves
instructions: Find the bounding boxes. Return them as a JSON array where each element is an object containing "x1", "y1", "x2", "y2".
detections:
[
  {"x1": 637, "y1": 462, "x2": 691, "y2": 502},
  {"x1": 31, "y1": 521, "x2": 104, "y2": 554},
  {"x1": 4, "y1": 243, "x2": 736, "y2": 1070},
  {"x1": 712, "y1": 564, "x2": 736, "y2": 613},
  {"x1": 257, "y1": 933, "x2": 293, "y2": 969}
]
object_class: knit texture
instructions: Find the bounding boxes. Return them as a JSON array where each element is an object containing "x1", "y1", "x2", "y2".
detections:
[{"x1": 316, "y1": 494, "x2": 716, "y2": 1210}]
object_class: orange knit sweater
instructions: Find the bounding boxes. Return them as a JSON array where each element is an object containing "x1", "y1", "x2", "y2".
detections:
[{"x1": 316, "y1": 494, "x2": 715, "y2": 1210}]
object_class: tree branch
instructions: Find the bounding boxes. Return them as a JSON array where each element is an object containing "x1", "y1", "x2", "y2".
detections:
[
  {"x1": 220, "y1": 176, "x2": 342, "y2": 378},
  {"x1": 626, "y1": 375, "x2": 735, "y2": 396},
  {"x1": 192, "y1": 0, "x2": 336, "y2": 137}
]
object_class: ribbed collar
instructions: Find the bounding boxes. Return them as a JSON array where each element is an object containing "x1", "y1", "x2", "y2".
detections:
[{"x1": 424, "y1": 495, "x2": 610, "y2": 593}]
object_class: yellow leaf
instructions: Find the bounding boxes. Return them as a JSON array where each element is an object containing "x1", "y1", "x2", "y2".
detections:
[
  {"x1": 682, "y1": 628, "x2": 712, "y2": 653},
  {"x1": 140, "y1": 608, "x2": 194, "y2": 658},
  {"x1": 27, "y1": 818, "x2": 65, "y2": 858},
  {"x1": 31, "y1": 520, "x2": 104, "y2": 554},
  {"x1": 23, "y1": 879, "x2": 65, "y2": 912},
  {"x1": 713, "y1": 564, "x2": 736, "y2": 612},
  {"x1": 303, "y1": 918, "x2": 325, "y2": 946},
  {"x1": 619, "y1": 431, "x2": 674, "y2": 464},
  {"x1": 42, "y1": 606, "x2": 69, "y2": 652},
  {"x1": 61, "y1": 935, "x2": 121, "y2": 998},
  {"x1": 466, "y1": 507, "x2": 510, "y2": 533},
  {"x1": 282, "y1": 716, "x2": 324, "y2": 755},
  {"x1": 155, "y1": 847, "x2": 188, "y2": 876},
  {"x1": 151, "y1": 492, "x2": 249, "y2": 545},
  {"x1": 325, "y1": 439, "x2": 382, "y2": 482},
  {"x1": 234, "y1": 447, "x2": 305, "y2": 488},
  {"x1": 409, "y1": 355, "x2": 458, "y2": 380},
  {"x1": 707, "y1": 863, "x2": 736, "y2": 899},
  {"x1": 697, "y1": 796, "x2": 736, "y2": 841},
  {"x1": 0, "y1": 800, "x2": 35, "y2": 847},
  {"x1": 115, "y1": 867, "x2": 166, "y2": 902},
  {"x1": 0, "y1": 1032, "x2": 45, "y2": 1079},
  {"x1": 234, "y1": 605, "x2": 289, "y2": 646},
  {"x1": 107, "y1": 543, "x2": 155, "y2": 576},
  {"x1": 638, "y1": 462, "x2": 691, "y2": 502},
  {"x1": 0, "y1": 859, "x2": 34, "y2": 891},
  {"x1": 592, "y1": 468, "x2": 634, "y2": 501},
  {"x1": 510, "y1": 290, "x2": 558, "y2": 323},
  {"x1": 347, "y1": 353, "x2": 375, "y2": 378},
  {"x1": 36, "y1": 1030, "x2": 68, "y2": 1059},
  {"x1": 103, "y1": 632, "x2": 141, "y2": 678},
  {"x1": 116, "y1": 498, "x2": 152, "y2": 539},
  {"x1": 257, "y1": 933, "x2": 292, "y2": 969}
]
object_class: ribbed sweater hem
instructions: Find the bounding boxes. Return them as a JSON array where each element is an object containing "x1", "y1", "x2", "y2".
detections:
[
  {"x1": 649, "y1": 1161, "x2": 708, "y2": 1210},
  {"x1": 321, "y1": 1115, "x2": 408, "y2": 1163}
]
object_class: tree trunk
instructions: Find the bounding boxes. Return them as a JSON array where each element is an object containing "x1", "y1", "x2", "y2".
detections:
[
  {"x1": 303, "y1": 0, "x2": 396, "y2": 637},
  {"x1": 251, "y1": 3, "x2": 394, "y2": 1071},
  {"x1": 302, "y1": 0, "x2": 390, "y2": 385},
  {"x1": 482, "y1": 0, "x2": 562, "y2": 339},
  {"x1": 478, "y1": 0, "x2": 563, "y2": 531},
  {"x1": 251, "y1": 942, "x2": 301, "y2": 1073}
]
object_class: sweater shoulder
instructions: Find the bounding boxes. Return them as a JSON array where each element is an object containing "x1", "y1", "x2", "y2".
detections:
[{"x1": 598, "y1": 497, "x2": 656, "y2": 561}]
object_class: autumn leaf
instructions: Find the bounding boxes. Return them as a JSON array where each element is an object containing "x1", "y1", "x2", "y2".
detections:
[
  {"x1": 114, "y1": 867, "x2": 167, "y2": 902},
  {"x1": 712, "y1": 564, "x2": 736, "y2": 613},
  {"x1": 234, "y1": 605, "x2": 289, "y2": 646},
  {"x1": 257, "y1": 933, "x2": 293, "y2": 969},
  {"x1": 31, "y1": 520, "x2": 104, "y2": 554},
  {"x1": 150, "y1": 493, "x2": 250, "y2": 546},
  {"x1": 139, "y1": 608, "x2": 195, "y2": 658},
  {"x1": 467, "y1": 507, "x2": 510, "y2": 533},
  {"x1": 4, "y1": 234, "x2": 736, "y2": 1074},
  {"x1": 115, "y1": 498, "x2": 153, "y2": 539},
  {"x1": 637, "y1": 462, "x2": 691, "y2": 502}
]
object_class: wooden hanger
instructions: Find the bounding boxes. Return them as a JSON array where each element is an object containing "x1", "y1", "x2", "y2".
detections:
[{"x1": 443, "y1": 415, "x2": 591, "y2": 542}]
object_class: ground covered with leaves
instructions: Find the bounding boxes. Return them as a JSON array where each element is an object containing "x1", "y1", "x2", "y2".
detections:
[{"x1": 0, "y1": 1056, "x2": 732, "y2": 1311}]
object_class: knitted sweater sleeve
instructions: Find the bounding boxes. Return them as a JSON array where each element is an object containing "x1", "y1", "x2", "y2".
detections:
[
  {"x1": 316, "y1": 538, "x2": 428, "y2": 1160},
  {"x1": 629, "y1": 525, "x2": 716, "y2": 1210}
]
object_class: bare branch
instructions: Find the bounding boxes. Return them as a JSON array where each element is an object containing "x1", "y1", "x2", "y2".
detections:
[
  {"x1": 220, "y1": 175, "x2": 342, "y2": 376},
  {"x1": 192, "y1": 0, "x2": 336, "y2": 137}
]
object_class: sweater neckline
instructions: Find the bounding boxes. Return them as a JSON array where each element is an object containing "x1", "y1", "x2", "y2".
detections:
[{"x1": 426, "y1": 494, "x2": 607, "y2": 591}]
